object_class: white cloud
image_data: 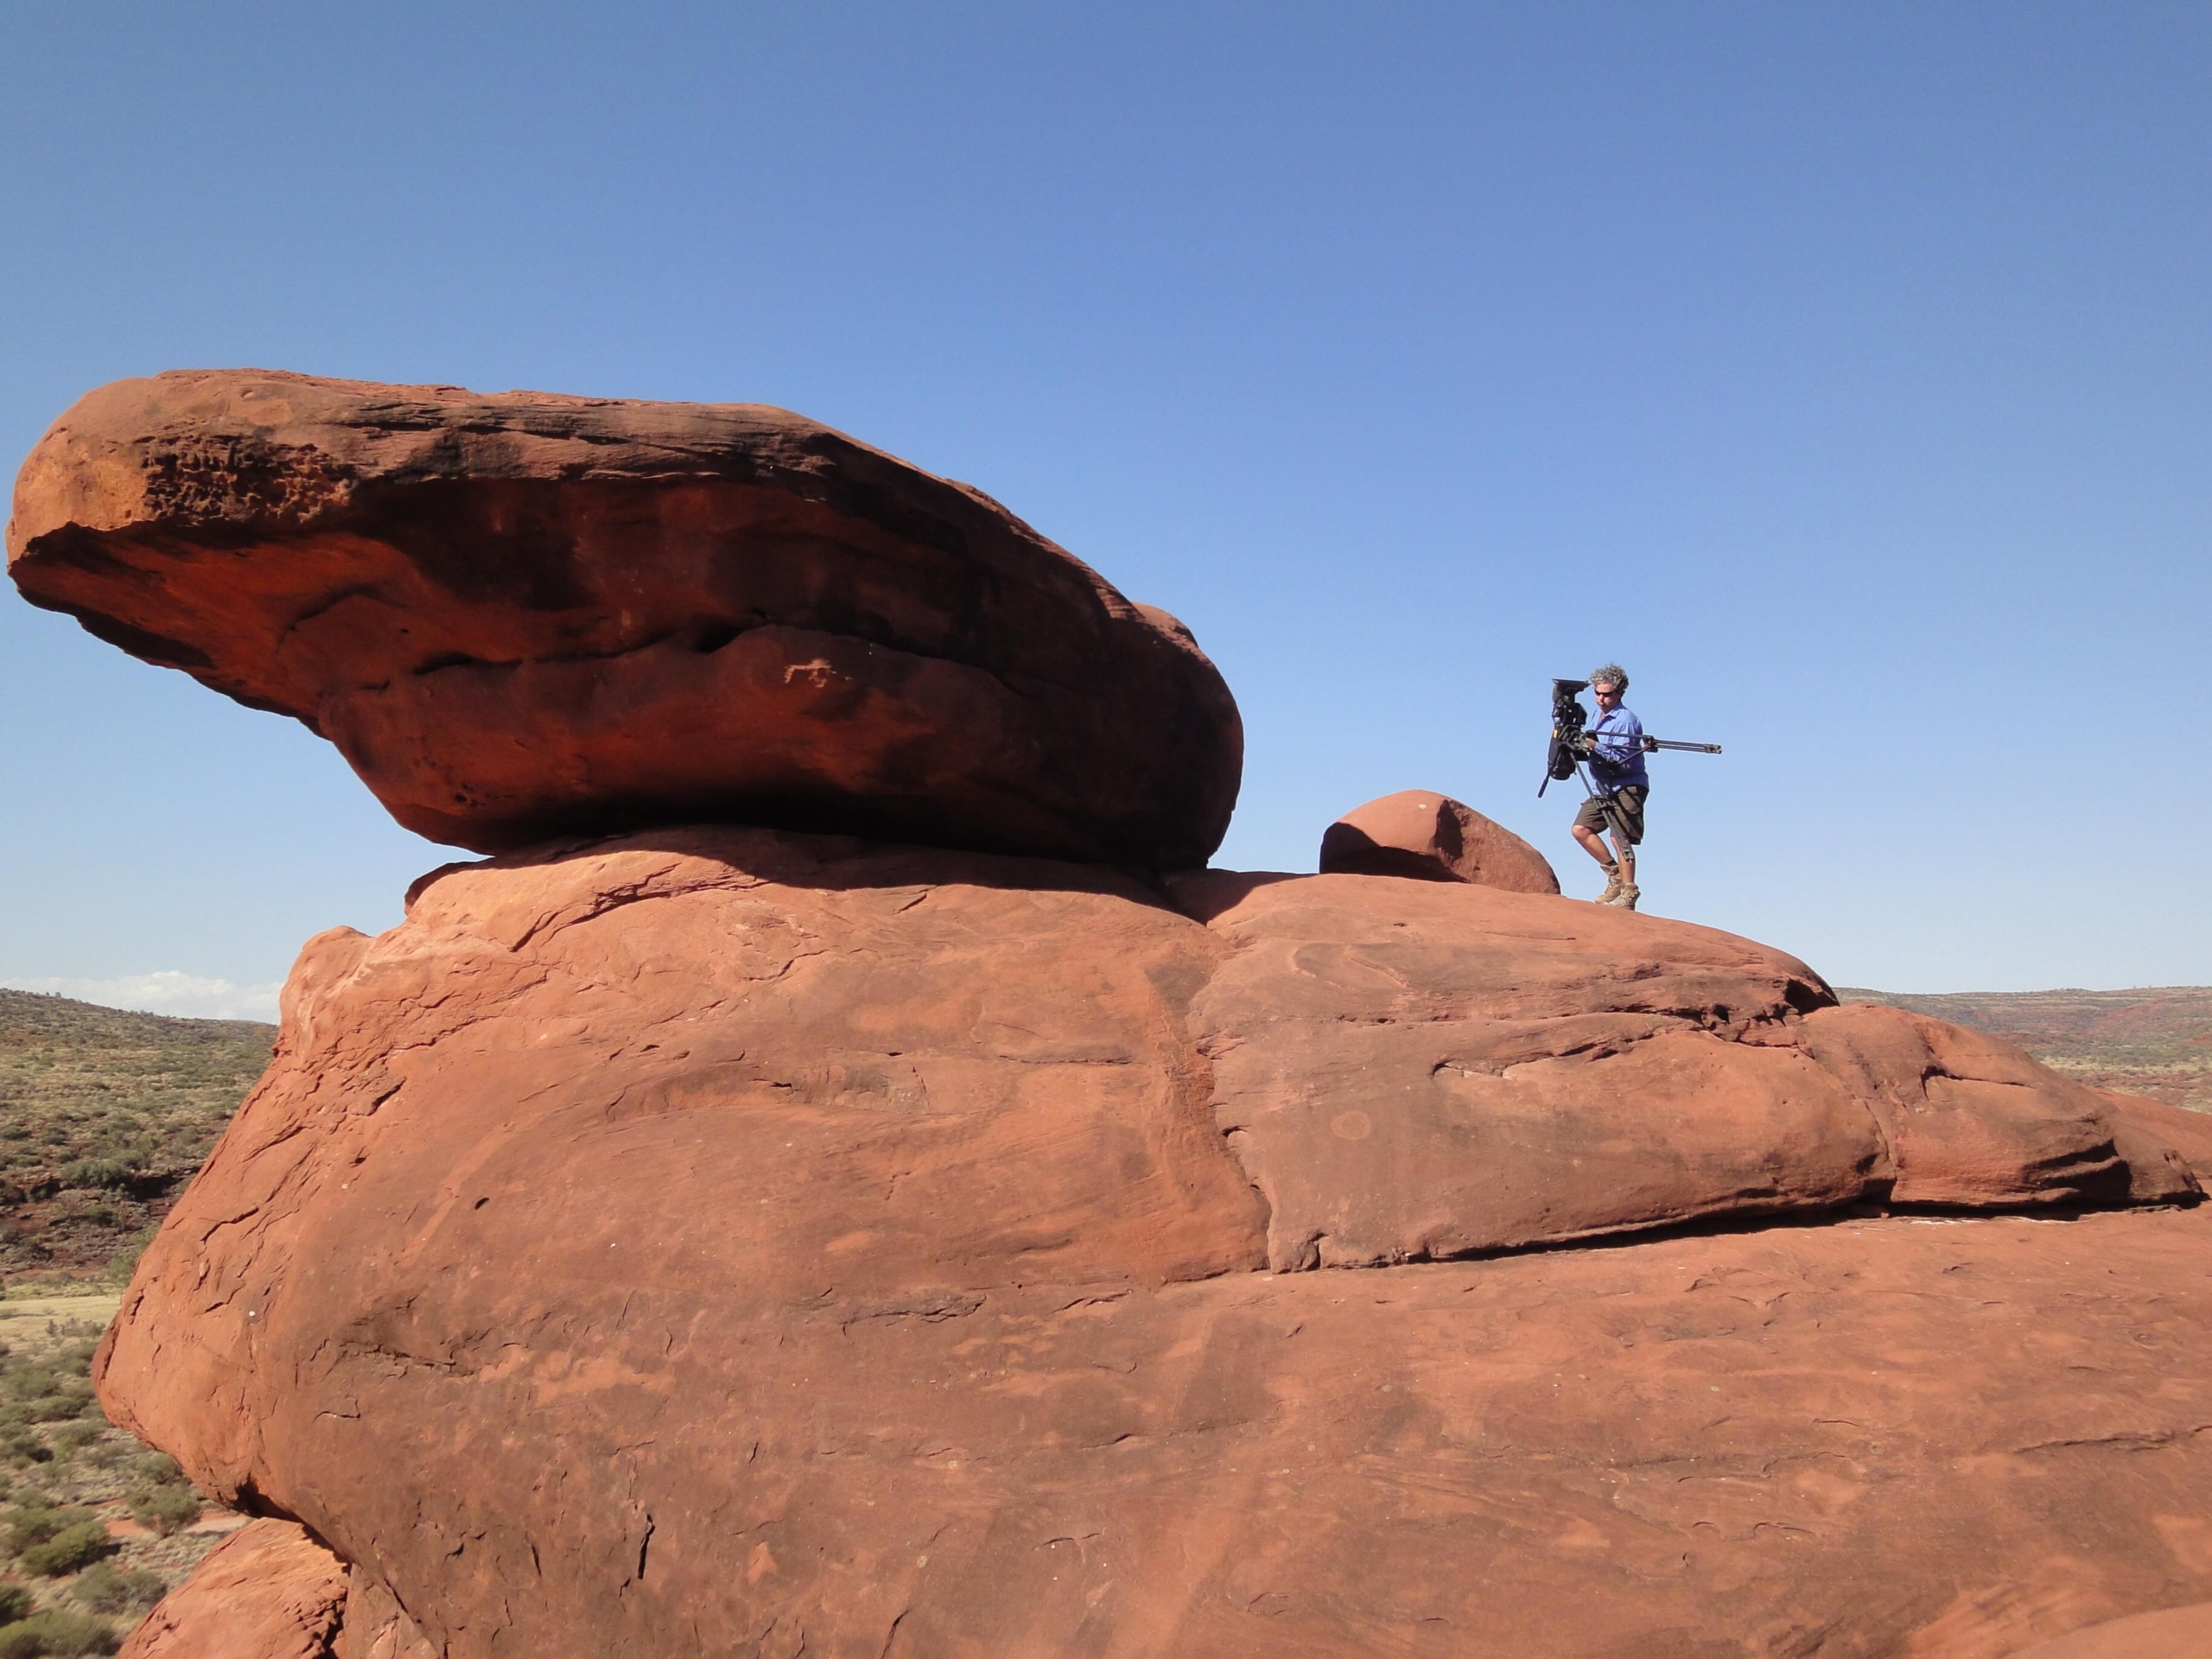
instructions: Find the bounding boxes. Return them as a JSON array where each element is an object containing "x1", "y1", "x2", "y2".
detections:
[{"x1": 0, "y1": 971, "x2": 282, "y2": 1022}]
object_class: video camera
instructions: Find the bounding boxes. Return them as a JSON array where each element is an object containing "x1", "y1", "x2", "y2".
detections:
[{"x1": 1538, "y1": 678, "x2": 1721, "y2": 798}]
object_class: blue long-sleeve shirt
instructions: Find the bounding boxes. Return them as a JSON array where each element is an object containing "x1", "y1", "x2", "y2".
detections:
[{"x1": 1588, "y1": 705, "x2": 1649, "y2": 793}]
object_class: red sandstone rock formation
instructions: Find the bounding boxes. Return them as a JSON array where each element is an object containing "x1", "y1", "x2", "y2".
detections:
[
  {"x1": 94, "y1": 829, "x2": 2209, "y2": 1657},
  {"x1": 120, "y1": 1201, "x2": 2212, "y2": 1656},
  {"x1": 1318, "y1": 788, "x2": 1560, "y2": 893},
  {"x1": 2011, "y1": 1602, "x2": 2212, "y2": 1658},
  {"x1": 23, "y1": 372, "x2": 2209, "y2": 1656},
  {"x1": 1170, "y1": 870, "x2": 2190, "y2": 1271},
  {"x1": 117, "y1": 1520, "x2": 346, "y2": 1659},
  {"x1": 5, "y1": 371, "x2": 1240, "y2": 868}
]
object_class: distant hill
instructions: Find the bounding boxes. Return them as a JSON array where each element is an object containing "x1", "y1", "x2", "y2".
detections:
[
  {"x1": 1836, "y1": 985, "x2": 2212, "y2": 1113},
  {"x1": 0, "y1": 989, "x2": 275, "y2": 1286}
]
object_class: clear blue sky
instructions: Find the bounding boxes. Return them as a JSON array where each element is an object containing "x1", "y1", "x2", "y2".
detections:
[{"x1": 3, "y1": 3, "x2": 2206, "y2": 1016}]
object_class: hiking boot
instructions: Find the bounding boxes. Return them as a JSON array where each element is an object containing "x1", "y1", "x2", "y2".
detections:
[
  {"x1": 1596, "y1": 868, "x2": 1623, "y2": 904},
  {"x1": 1605, "y1": 883, "x2": 1640, "y2": 911}
]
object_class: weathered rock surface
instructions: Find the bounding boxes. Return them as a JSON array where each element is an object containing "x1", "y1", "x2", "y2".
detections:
[
  {"x1": 117, "y1": 1519, "x2": 346, "y2": 1659},
  {"x1": 333, "y1": 1574, "x2": 438, "y2": 1659},
  {"x1": 2010, "y1": 1601, "x2": 2212, "y2": 1658},
  {"x1": 1318, "y1": 789, "x2": 1560, "y2": 893},
  {"x1": 119, "y1": 1198, "x2": 2212, "y2": 1656},
  {"x1": 6, "y1": 370, "x2": 1241, "y2": 866},
  {"x1": 1801, "y1": 1001, "x2": 2193, "y2": 1207},
  {"x1": 100, "y1": 830, "x2": 2207, "y2": 1657},
  {"x1": 1172, "y1": 870, "x2": 2191, "y2": 1270}
]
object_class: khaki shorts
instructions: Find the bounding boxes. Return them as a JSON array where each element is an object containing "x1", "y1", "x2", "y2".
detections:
[{"x1": 1574, "y1": 785, "x2": 1646, "y2": 846}]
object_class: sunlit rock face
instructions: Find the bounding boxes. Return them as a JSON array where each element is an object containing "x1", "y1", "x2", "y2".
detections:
[
  {"x1": 96, "y1": 828, "x2": 2209, "y2": 1657},
  {"x1": 6, "y1": 370, "x2": 1243, "y2": 868}
]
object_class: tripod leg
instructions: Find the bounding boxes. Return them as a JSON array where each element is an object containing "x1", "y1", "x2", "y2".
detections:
[{"x1": 1592, "y1": 781, "x2": 1638, "y2": 899}]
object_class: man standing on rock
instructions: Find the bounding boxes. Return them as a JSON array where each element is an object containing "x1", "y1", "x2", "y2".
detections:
[{"x1": 1571, "y1": 664, "x2": 1646, "y2": 910}]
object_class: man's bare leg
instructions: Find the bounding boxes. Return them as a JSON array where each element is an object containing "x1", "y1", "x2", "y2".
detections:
[
  {"x1": 1572, "y1": 824, "x2": 1637, "y2": 905},
  {"x1": 1572, "y1": 823, "x2": 1622, "y2": 900}
]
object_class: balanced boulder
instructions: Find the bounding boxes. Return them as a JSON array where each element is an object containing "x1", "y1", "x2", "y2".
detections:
[
  {"x1": 5, "y1": 371, "x2": 1241, "y2": 867},
  {"x1": 1318, "y1": 789, "x2": 1560, "y2": 893}
]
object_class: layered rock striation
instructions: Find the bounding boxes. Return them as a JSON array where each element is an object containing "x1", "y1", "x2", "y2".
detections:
[{"x1": 6, "y1": 371, "x2": 1241, "y2": 867}]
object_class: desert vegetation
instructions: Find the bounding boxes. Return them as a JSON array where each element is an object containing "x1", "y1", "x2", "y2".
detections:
[
  {"x1": 0, "y1": 992, "x2": 267, "y2": 1649},
  {"x1": 0, "y1": 991, "x2": 272, "y2": 1287},
  {"x1": 0, "y1": 1311, "x2": 223, "y2": 1654}
]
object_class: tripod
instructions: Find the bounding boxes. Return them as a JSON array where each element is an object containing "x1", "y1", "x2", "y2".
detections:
[{"x1": 1536, "y1": 676, "x2": 1721, "y2": 863}]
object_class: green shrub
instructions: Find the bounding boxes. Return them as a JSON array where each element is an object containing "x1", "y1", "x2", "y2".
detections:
[
  {"x1": 45, "y1": 1428, "x2": 96, "y2": 1458},
  {"x1": 2, "y1": 1507, "x2": 94, "y2": 1554},
  {"x1": 16, "y1": 1522, "x2": 110, "y2": 1580},
  {"x1": 22, "y1": 1398, "x2": 86, "y2": 1427},
  {"x1": 129, "y1": 1453, "x2": 180, "y2": 1489},
  {"x1": 128, "y1": 1488, "x2": 198, "y2": 1537},
  {"x1": 68, "y1": 1566, "x2": 161, "y2": 1616},
  {"x1": 0, "y1": 1589, "x2": 28, "y2": 1624},
  {"x1": 0, "y1": 1610, "x2": 120, "y2": 1656}
]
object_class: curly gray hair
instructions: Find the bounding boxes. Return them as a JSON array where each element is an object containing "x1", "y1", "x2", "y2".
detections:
[{"x1": 1589, "y1": 663, "x2": 1629, "y2": 693}]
